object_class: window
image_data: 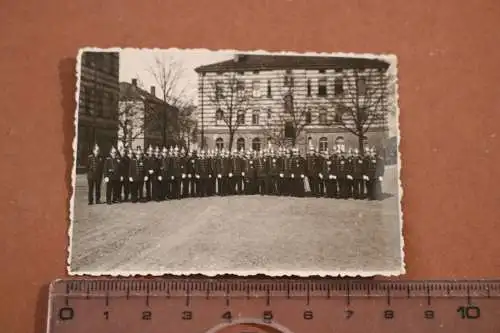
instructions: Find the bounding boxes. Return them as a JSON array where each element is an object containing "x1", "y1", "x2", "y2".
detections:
[
  {"x1": 307, "y1": 79, "x2": 312, "y2": 96},
  {"x1": 335, "y1": 105, "x2": 347, "y2": 123},
  {"x1": 319, "y1": 69, "x2": 326, "y2": 74},
  {"x1": 267, "y1": 108, "x2": 272, "y2": 120},
  {"x1": 237, "y1": 138, "x2": 245, "y2": 151},
  {"x1": 319, "y1": 137, "x2": 328, "y2": 152},
  {"x1": 96, "y1": 91, "x2": 104, "y2": 116},
  {"x1": 335, "y1": 136, "x2": 345, "y2": 153},
  {"x1": 284, "y1": 121, "x2": 294, "y2": 138},
  {"x1": 335, "y1": 68, "x2": 343, "y2": 73},
  {"x1": 252, "y1": 138, "x2": 261, "y2": 151},
  {"x1": 284, "y1": 69, "x2": 294, "y2": 87},
  {"x1": 236, "y1": 80, "x2": 245, "y2": 92},
  {"x1": 237, "y1": 71, "x2": 244, "y2": 75},
  {"x1": 216, "y1": 108, "x2": 224, "y2": 125},
  {"x1": 267, "y1": 80, "x2": 272, "y2": 97},
  {"x1": 319, "y1": 107, "x2": 327, "y2": 124},
  {"x1": 215, "y1": 81, "x2": 224, "y2": 100},
  {"x1": 253, "y1": 70, "x2": 260, "y2": 74},
  {"x1": 252, "y1": 109, "x2": 260, "y2": 125},
  {"x1": 305, "y1": 110, "x2": 312, "y2": 124},
  {"x1": 318, "y1": 77, "x2": 327, "y2": 96},
  {"x1": 252, "y1": 80, "x2": 261, "y2": 98},
  {"x1": 215, "y1": 138, "x2": 224, "y2": 150},
  {"x1": 284, "y1": 94, "x2": 294, "y2": 113},
  {"x1": 357, "y1": 77, "x2": 367, "y2": 95},
  {"x1": 237, "y1": 110, "x2": 245, "y2": 125},
  {"x1": 334, "y1": 78, "x2": 343, "y2": 95}
]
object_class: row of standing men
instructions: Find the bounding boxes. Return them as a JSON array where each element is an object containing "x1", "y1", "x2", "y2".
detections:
[{"x1": 85, "y1": 144, "x2": 386, "y2": 205}]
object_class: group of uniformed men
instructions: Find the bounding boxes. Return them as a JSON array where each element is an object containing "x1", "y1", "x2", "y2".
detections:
[{"x1": 85, "y1": 143, "x2": 385, "y2": 205}]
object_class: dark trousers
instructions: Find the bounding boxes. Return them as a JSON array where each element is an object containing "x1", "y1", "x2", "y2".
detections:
[
  {"x1": 87, "y1": 178, "x2": 102, "y2": 204},
  {"x1": 120, "y1": 179, "x2": 130, "y2": 201},
  {"x1": 145, "y1": 177, "x2": 153, "y2": 201},
  {"x1": 182, "y1": 179, "x2": 190, "y2": 197},
  {"x1": 318, "y1": 178, "x2": 325, "y2": 197},
  {"x1": 130, "y1": 180, "x2": 144, "y2": 203},
  {"x1": 152, "y1": 178, "x2": 163, "y2": 201},
  {"x1": 352, "y1": 178, "x2": 365, "y2": 199},
  {"x1": 367, "y1": 179, "x2": 382, "y2": 200},
  {"x1": 326, "y1": 179, "x2": 338, "y2": 198},
  {"x1": 171, "y1": 178, "x2": 181, "y2": 199},
  {"x1": 308, "y1": 176, "x2": 318, "y2": 196},
  {"x1": 105, "y1": 179, "x2": 120, "y2": 204},
  {"x1": 292, "y1": 178, "x2": 305, "y2": 197}
]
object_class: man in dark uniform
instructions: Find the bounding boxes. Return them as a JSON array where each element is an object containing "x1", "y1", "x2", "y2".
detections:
[
  {"x1": 279, "y1": 148, "x2": 291, "y2": 196},
  {"x1": 158, "y1": 147, "x2": 169, "y2": 201},
  {"x1": 103, "y1": 146, "x2": 120, "y2": 204},
  {"x1": 169, "y1": 146, "x2": 182, "y2": 199},
  {"x1": 267, "y1": 149, "x2": 280, "y2": 195},
  {"x1": 86, "y1": 144, "x2": 104, "y2": 205},
  {"x1": 242, "y1": 150, "x2": 254, "y2": 195},
  {"x1": 290, "y1": 148, "x2": 306, "y2": 197},
  {"x1": 351, "y1": 148, "x2": 365, "y2": 199},
  {"x1": 118, "y1": 146, "x2": 130, "y2": 202},
  {"x1": 143, "y1": 145, "x2": 155, "y2": 202},
  {"x1": 207, "y1": 150, "x2": 216, "y2": 196},
  {"x1": 305, "y1": 147, "x2": 317, "y2": 197},
  {"x1": 231, "y1": 149, "x2": 244, "y2": 195},
  {"x1": 128, "y1": 146, "x2": 145, "y2": 203},
  {"x1": 374, "y1": 147, "x2": 385, "y2": 200},
  {"x1": 325, "y1": 149, "x2": 339, "y2": 198},
  {"x1": 345, "y1": 149, "x2": 355, "y2": 199},
  {"x1": 150, "y1": 146, "x2": 162, "y2": 201},
  {"x1": 195, "y1": 150, "x2": 208, "y2": 197},
  {"x1": 337, "y1": 151, "x2": 348, "y2": 199},
  {"x1": 255, "y1": 150, "x2": 267, "y2": 195},
  {"x1": 186, "y1": 149, "x2": 196, "y2": 197},
  {"x1": 178, "y1": 147, "x2": 189, "y2": 198},
  {"x1": 317, "y1": 150, "x2": 328, "y2": 197}
]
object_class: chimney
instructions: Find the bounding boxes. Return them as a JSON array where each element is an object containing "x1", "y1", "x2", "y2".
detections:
[
  {"x1": 131, "y1": 78, "x2": 137, "y2": 87},
  {"x1": 150, "y1": 86, "x2": 156, "y2": 96}
]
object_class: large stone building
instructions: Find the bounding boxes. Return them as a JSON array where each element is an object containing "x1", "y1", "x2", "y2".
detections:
[
  {"x1": 194, "y1": 54, "x2": 393, "y2": 154},
  {"x1": 76, "y1": 51, "x2": 120, "y2": 172},
  {"x1": 118, "y1": 79, "x2": 180, "y2": 151}
]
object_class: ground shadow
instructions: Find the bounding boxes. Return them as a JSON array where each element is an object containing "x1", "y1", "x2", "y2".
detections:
[{"x1": 34, "y1": 283, "x2": 50, "y2": 333}]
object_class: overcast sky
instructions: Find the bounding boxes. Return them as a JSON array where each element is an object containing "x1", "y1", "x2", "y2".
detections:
[{"x1": 119, "y1": 49, "x2": 233, "y2": 104}]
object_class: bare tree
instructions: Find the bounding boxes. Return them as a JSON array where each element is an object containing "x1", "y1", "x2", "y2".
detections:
[
  {"x1": 261, "y1": 72, "x2": 319, "y2": 148},
  {"x1": 177, "y1": 102, "x2": 198, "y2": 148},
  {"x1": 209, "y1": 72, "x2": 252, "y2": 151},
  {"x1": 328, "y1": 67, "x2": 395, "y2": 154},
  {"x1": 147, "y1": 54, "x2": 188, "y2": 146}
]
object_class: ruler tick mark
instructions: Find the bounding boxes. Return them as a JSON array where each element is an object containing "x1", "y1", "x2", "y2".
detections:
[
  {"x1": 105, "y1": 292, "x2": 109, "y2": 307},
  {"x1": 346, "y1": 283, "x2": 351, "y2": 306},
  {"x1": 306, "y1": 284, "x2": 310, "y2": 306},
  {"x1": 386, "y1": 287, "x2": 391, "y2": 306},
  {"x1": 186, "y1": 288, "x2": 191, "y2": 307},
  {"x1": 466, "y1": 285, "x2": 471, "y2": 305},
  {"x1": 266, "y1": 287, "x2": 271, "y2": 306},
  {"x1": 426, "y1": 286, "x2": 431, "y2": 306}
]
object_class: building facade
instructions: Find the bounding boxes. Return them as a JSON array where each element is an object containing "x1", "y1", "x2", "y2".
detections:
[
  {"x1": 194, "y1": 54, "x2": 393, "y2": 154},
  {"x1": 77, "y1": 51, "x2": 120, "y2": 172},
  {"x1": 118, "y1": 79, "x2": 180, "y2": 151}
]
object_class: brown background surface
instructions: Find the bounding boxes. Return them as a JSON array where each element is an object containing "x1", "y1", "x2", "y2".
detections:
[{"x1": 1, "y1": 0, "x2": 499, "y2": 332}]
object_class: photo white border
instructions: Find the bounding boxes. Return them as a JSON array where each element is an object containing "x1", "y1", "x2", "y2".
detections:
[{"x1": 67, "y1": 47, "x2": 405, "y2": 277}]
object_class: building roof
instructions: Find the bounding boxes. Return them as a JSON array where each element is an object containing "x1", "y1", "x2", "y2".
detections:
[
  {"x1": 119, "y1": 82, "x2": 165, "y2": 104},
  {"x1": 194, "y1": 54, "x2": 391, "y2": 73}
]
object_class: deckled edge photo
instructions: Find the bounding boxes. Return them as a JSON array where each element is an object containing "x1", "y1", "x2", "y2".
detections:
[{"x1": 67, "y1": 47, "x2": 405, "y2": 277}]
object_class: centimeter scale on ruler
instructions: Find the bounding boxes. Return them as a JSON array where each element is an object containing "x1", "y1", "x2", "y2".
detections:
[{"x1": 48, "y1": 279, "x2": 500, "y2": 333}]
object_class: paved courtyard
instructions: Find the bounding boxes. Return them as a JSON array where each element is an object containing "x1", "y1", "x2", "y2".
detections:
[{"x1": 69, "y1": 166, "x2": 403, "y2": 275}]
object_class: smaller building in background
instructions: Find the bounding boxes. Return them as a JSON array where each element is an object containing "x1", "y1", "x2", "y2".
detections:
[{"x1": 118, "y1": 79, "x2": 180, "y2": 151}]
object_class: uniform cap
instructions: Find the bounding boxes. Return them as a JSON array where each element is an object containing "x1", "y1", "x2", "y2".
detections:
[
  {"x1": 110, "y1": 146, "x2": 117, "y2": 154},
  {"x1": 162, "y1": 146, "x2": 168, "y2": 153}
]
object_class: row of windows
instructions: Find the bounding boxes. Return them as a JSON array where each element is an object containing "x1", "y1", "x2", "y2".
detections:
[
  {"x1": 210, "y1": 76, "x2": 369, "y2": 100},
  {"x1": 81, "y1": 52, "x2": 119, "y2": 76},
  {"x1": 213, "y1": 68, "x2": 358, "y2": 76},
  {"x1": 214, "y1": 108, "x2": 347, "y2": 126},
  {"x1": 79, "y1": 86, "x2": 118, "y2": 118},
  {"x1": 214, "y1": 136, "x2": 348, "y2": 152}
]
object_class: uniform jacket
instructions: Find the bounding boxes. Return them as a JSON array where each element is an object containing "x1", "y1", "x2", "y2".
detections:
[
  {"x1": 128, "y1": 157, "x2": 145, "y2": 181},
  {"x1": 267, "y1": 156, "x2": 280, "y2": 176},
  {"x1": 118, "y1": 155, "x2": 130, "y2": 178},
  {"x1": 352, "y1": 156, "x2": 365, "y2": 179},
  {"x1": 364, "y1": 155, "x2": 377, "y2": 180},
  {"x1": 291, "y1": 156, "x2": 305, "y2": 176},
  {"x1": 195, "y1": 158, "x2": 210, "y2": 178},
  {"x1": 336, "y1": 156, "x2": 348, "y2": 178},
  {"x1": 86, "y1": 154, "x2": 104, "y2": 181},
  {"x1": 104, "y1": 156, "x2": 120, "y2": 180}
]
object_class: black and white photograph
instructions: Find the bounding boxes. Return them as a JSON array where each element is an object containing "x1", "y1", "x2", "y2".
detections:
[{"x1": 68, "y1": 48, "x2": 404, "y2": 276}]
